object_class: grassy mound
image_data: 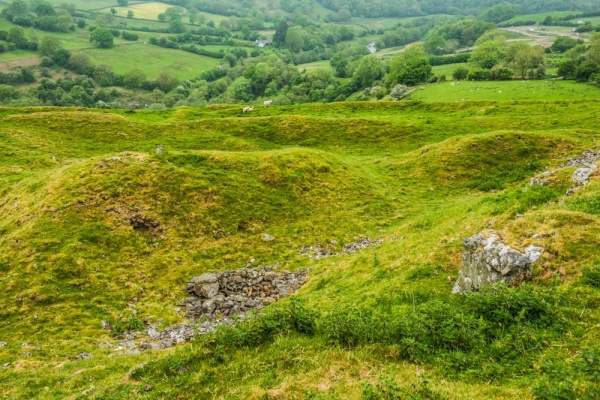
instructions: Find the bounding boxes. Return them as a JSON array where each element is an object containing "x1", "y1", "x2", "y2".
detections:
[{"x1": 0, "y1": 101, "x2": 599, "y2": 398}]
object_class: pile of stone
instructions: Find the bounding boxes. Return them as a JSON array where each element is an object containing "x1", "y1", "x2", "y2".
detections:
[
  {"x1": 530, "y1": 148, "x2": 598, "y2": 190},
  {"x1": 452, "y1": 232, "x2": 543, "y2": 295},
  {"x1": 181, "y1": 267, "x2": 308, "y2": 321}
]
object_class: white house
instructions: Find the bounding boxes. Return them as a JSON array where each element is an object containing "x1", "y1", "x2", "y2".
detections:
[{"x1": 254, "y1": 40, "x2": 273, "y2": 47}]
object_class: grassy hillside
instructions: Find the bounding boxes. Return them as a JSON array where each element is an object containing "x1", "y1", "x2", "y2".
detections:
[{"x1": 0, "y1": 100, "x2": 600, "y2": 398}]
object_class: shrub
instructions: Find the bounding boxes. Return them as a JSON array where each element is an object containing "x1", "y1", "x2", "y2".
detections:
[{"x1": 581, "y1": 263, "x2": 600, "y2": 288}]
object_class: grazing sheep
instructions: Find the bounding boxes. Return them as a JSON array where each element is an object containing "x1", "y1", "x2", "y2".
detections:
[
  {"x1": 263, "y1": 100, "x2": 273, "y2": 107},
  {"x1": 243, "y1": 106, "x2": 254, "y2": 113}
]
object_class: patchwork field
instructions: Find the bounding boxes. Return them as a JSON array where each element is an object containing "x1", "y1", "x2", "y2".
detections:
[{"x1": 77, "y1": 43, "x2": 221, "y2": 79}]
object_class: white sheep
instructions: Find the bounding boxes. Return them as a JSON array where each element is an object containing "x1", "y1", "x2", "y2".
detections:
[
  {"x1": 263, "y1": 100, "x2": 273, "y2": 107},
  {"x1": 243, "y1": 106, "x2": 254, "y2": 113}
]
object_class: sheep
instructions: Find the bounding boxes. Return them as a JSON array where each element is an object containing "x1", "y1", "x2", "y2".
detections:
[
  {"x1": 263, "y1": 100, "x2": 273, "y2": 107},
  {"x1": 243, "y1": 106, "x2": 254, "y2": 113}
]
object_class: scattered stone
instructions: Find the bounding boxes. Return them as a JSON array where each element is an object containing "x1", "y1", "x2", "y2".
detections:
[
  {"x1": 300, "y1": 237, "x2": 382, "y2": 259},
  {"x1": 1, "y1": 363, "x2": 9, "y2": 368},
  {"x1": 129, "y1": 215, "x2": 161, "y2": 231},
  {"x1": 75, "y1": 352, "x2": 93, "y2": 360},
  {"x1": 145, "y1": 385, "x2": 153, "y2": 392},
  {"x1": 101, "y1": 320, "x2": 112, "y2": 330},
  {"x1": 155, "y1": 145, "x2": 164, "y2": 154},
  {"x1": 531, "y1": 149, "x2": 599, "y2": 189},
  {"x1": 262, "y1": 233, "x2": 275, "y2": 241},
  {"x1": 0, "y1": 342, "x2": 6, "y2": 347},
  {"x1": 342, "y1": 237, "x2": 383, "y2": 254},
  {"x1": 452, "y1": 232, "x2": 543, "y2": 295},
  {"x1": 559, "y1": 149, "x2": 600, "y2": 168},
  {"x1": 572, "y1": 166, "x2": 597, "y2": 186}
]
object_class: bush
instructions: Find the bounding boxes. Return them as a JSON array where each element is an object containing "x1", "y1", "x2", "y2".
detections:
[
  {"x1": 452, "y1": 66, "x2": 469, "y2": 80},
  {"x1": 112, "y1": 316, "x2": 145, "y2": 337},
  {"x1": 581, "y1": 263, "x2": 600, "y2": 288}
]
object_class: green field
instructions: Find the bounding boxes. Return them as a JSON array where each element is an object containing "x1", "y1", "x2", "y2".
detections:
[
  {"x1": 1, "y1": 101, "x2": 600, "y2": 398},
  {"x1": 432, "y1": 63, "x2": 467, "y2": 77},
  {"x1": 77, "y1": 43, "x2": 221, "y2": 79},
  {"x1": 409, "y1": 80, "x2": 600, "y2": 102},
  {"x1": 297, "y1": 59, "x2": 332, "y2": 71}
]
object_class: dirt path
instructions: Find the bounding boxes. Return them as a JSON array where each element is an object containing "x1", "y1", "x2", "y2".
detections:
[
  {"x1": 375, "y1": 41, "x2": 423, "y2": 58},
  {"x1": 502, "y1": 27, "x2": 589, "y2": 48}
]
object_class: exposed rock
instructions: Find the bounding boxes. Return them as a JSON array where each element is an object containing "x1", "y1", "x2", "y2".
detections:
[
  {"x1": 452, "y1": 232, "x2": 543, "y2": 295},
  {"x1": 75, "y1": 352, "x2": 93, "y2": 360},
  {"x1": 0, "y1": 342, "x2": 6, "y2": 347},
  {"x1": 262, "y1": 233, "x2": 275, "y2": 241},
  {"x1": 155, "y1": 145, "x2": 164, "y2": 154},
  {"x1": 572, "y1": 166, "x2": 597, "y2": 186}
]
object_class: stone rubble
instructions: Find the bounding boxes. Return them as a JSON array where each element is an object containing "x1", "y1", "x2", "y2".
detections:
[
  {"x1": 452, "y1": 232, "x2": 543, "y2": 295},
  {"x1": 530, "y1": 149, "x2": 599, "y2": 191},
  {"x1": 182, "y1": 267, "x2": 308, "y2": 321}
]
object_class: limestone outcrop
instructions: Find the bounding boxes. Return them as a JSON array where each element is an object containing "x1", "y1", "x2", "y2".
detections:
[{"x1": 452, "y1": 233, "x2": 543, "y2": 294}]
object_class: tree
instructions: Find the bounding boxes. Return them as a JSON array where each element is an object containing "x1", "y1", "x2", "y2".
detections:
[
  {"x1": 124, "y1": 69, "x2": 147, "y2": 88},
  {"x1": 38, "y1": 35, "x2": 63, "y2": 57},
  {"x1": 551, "y1": 36, "x2": 580, "y2": 53},
  {"x1": 117, "y1": 0, "x2": 129, "y2": 6},
  {"x1": 77, "y1": 19, "x2": 86, "y2": 28},
  {"x1": 158, "y1": 13, "x2": 166, "y2": 22},
  {"x1": 478, "y1": 2, "x2": 519, "y2": 23},
  {"x1": 453, "y1": 66, "x2": 469, "y2": 80},
  {"x1": 90, "y1": 27, "x2": 114, "y2": 48},
  {"x1": 127, "y1": 10, "x2": 134, "y2": 19},
  {"x1": 68, "y1": 52, "x2": 92, "y2": 73},
  {"x1": 272, "y1": 20, "x2": 289, "y2": 46},
  {"x1": 95, "y1": 13, "x2": 112, "y2": 27},
  {"x1": 6, "y1": 26, "x2": 27, "y2": 48},
  {"x1": 169, "y1": 19, "x2": 186, "y2": 33},
  {"x1": 470, "y1": 40, "x2": 507, "y2": 69},
  {"x1": 34, "y1": 1, "x2": 56, "y2": 17},
  {"x1": 390, "y1": 84, "x2": 409, "y2": 100},
  {"x1": 352, "y1": 55, "x2": 386, "y2": 88},
  {"x1": 110, "y1": 8, "x2": 117, "y2": 15},
  {"x1": 156, "y1": 71, "x2": 178, "y2": 92},
  {"x1": 386, "y1": 45, "x2": 432, "y2": 87},
  {"x1": 7, "y1": 0, "x2": 29, "y2": 17},
  {"x1": 285, "y1": 26, "x2": 304, "y2": 52},
  {"x1": 507, "y1": 43, "x2": 544, "y2": 79},
  {"x1": 330, "y1": 51, "x2": 349, "y2": 77}
]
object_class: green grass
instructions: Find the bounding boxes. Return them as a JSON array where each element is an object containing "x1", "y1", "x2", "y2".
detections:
[
  {"x1": 0, "y1": 100, "x2": 600, "y2": 398},
  {"x1": 409, "y1": 80, "x2": 600, "y2": 102},
  {"x1": 75, "y1": 43, "x2": 221, "y2": 79},
  {"x1": 297, "y1": 59, "x2": 332, "y2": 71}
]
